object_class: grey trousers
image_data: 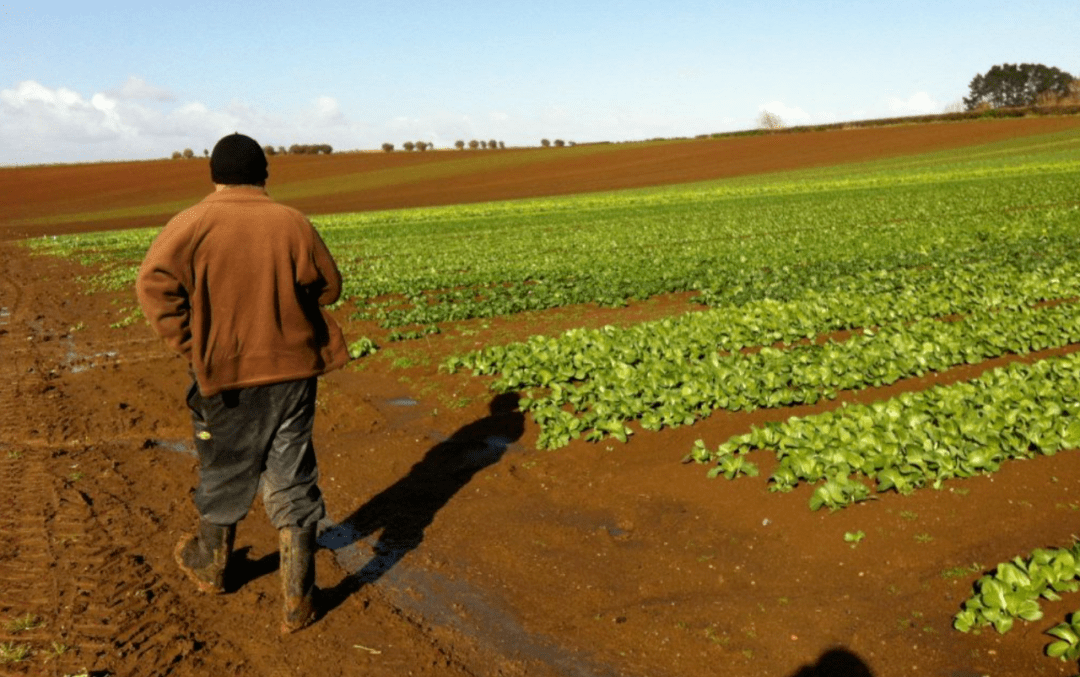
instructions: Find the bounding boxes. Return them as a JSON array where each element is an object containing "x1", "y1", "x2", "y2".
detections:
[{"x1": 186, "y1": 377, "x2": 326, "y2": 530}]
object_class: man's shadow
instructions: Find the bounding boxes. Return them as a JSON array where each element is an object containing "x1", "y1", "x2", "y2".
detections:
[
  {"x1": 788, "y1": 648, "x2": 875, "y2": 677},
  {"x1": 317, "y1": 392, "x2": 524, "y2": 610}
]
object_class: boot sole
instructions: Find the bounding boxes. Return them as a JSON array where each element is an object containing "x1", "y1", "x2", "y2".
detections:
[{"x1": 174, "y1": 533, "x2": 226, "y2": 594}]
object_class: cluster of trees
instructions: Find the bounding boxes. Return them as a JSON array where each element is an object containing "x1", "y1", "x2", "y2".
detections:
[
  {"x1": 380, "y1": 140, "x2": 524, "y2": 152},
  {"x1": 455, "y1": 140, "x2": 506, "y2": 150},
  {"x1": 378, "y1": 139, "x2": 579, "y2": 152},
  {"x1": 171, "y1": 144, "x2": 332, "y2": 159},
  {"x1": 381, "y1": 141, "x2": 435, "y2": 152},
  {"x1": 265, "y1": 144, "x2": 333, "y2": 155},
  {"x1": 964, "y1": 63, "x2": 1079, "y2": 110}
]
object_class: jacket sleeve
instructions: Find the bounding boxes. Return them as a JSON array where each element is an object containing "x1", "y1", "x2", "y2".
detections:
[
  {"x1": 308, "y1": 225, "x2": 342, "y2": 307},
  {"x1": 135, "y1": 222, "x2": 194, "y2": 359}
]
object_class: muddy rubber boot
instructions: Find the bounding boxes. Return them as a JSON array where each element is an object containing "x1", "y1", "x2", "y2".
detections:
[
  {"x1": 174, "y1": 519, "x2": 235, "y2": 594},
  {"x1": 280, "y1": 524, "x2": 318, "y2": 634}
]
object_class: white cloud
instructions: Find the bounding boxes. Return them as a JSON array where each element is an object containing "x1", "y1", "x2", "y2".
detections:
[
  {"x1": 0, "y1": 79, "x2": 381, "y2": 165},
  {"x1": 887, "y1": 92, "x2": 940, "y2": 116},
  {"x1": 112, "y1": 76, "x2": 175, "y2": 102},
  {"x1": 312, "y1": 96, "x2": 346, "y2": 125}
]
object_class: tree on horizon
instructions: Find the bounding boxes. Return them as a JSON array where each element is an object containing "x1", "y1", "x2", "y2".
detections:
[{"x1": 964, "y1": 63, "x2": 1074, "y2": 110}]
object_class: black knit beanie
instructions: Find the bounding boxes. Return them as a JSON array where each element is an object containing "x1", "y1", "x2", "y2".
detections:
[{"x1": 210, "y1": 133, "x2": 268, "y2": 185}]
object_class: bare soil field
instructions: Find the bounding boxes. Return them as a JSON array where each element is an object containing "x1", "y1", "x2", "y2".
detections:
[
  {"x1": 4, "y1": 115, "x2": 1080, "y2": 240},
  {"x1": 3, "y1": 117, "x2": 1080, "y2": 676}
]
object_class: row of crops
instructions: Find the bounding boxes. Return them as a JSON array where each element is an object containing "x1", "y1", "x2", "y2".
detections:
[
  {"x1": 25, "y1": 124, "x2": 1080, "y2": 665},
  {"x1": 34, "y1": 129, "x2": 1080, "y2": 332}
]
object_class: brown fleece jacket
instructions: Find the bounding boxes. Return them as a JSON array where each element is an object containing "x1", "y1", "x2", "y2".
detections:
[{"x1": 136, "y1": 187, "x2": 349, "y2": 396}]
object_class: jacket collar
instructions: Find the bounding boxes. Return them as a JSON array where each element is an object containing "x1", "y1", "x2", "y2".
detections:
[{"x1": 204, "y1": 186, "x2": 270, "y2": 202}]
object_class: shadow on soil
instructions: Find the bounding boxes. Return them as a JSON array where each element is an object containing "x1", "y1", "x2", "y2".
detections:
[
  {"x1": 317, "y1": 392, "x2": 524, "y2": 609},
  {"x1": 226, "y1": 546, "x2": 280, "y2": 593},
  {"x1": 788, "y1": 648, "x2": 875, "y2": 677}
]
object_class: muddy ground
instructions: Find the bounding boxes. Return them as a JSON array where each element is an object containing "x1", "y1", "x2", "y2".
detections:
[
  {"x1": 4, "y1": 240, "x2": 1080, "y2": 677},
  {"x1": 5, "y1": 118, "x2": 1080, "y2": 676}
]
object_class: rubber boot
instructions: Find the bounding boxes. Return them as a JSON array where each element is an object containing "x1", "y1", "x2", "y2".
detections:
[
  {"x1": 174, "y1": 518, "x2": 235, "y2": 594},
  {"x1": 280, "y1": 524, "x2": 318, "y2": 634}
]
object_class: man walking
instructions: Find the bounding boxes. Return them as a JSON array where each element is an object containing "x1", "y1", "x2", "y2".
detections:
[{"x1": 136, "y1": 133, "x2": 349, "y2": 633}]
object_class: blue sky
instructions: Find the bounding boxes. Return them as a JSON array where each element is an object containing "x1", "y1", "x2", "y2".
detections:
[{"x1": 1, "y1": 0, "x2": 1077, "y2": 165}]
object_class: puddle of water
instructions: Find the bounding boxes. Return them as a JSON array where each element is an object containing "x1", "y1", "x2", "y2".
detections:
[
  {"x1": 69, "y1": 351, "x2": 119, "y2": 373},
  {"x1": 60, "y1": 335, "x2": 119, "y2": 373},
  {"x1": 142, "y1": 438, "x2": 196, "y2": 456},
  {"x1": 318, "y1": 516, "x2": 617, "y2": 677}
]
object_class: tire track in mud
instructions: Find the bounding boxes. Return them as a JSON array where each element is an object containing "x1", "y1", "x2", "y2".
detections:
[
  {"x1": 0, "y1": 244, "x2": 230, "y2": 675},
  {"x1": 0, "y1": 449, "x2": 224, "y2": 675},
  {"x1": 0, "y1": 265, "x2": 32, "y2": 440}
]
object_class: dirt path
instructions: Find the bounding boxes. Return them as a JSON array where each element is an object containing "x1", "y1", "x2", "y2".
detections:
[{"x1": 4, "y1": 238, "x2": 1080, "y2": 676}]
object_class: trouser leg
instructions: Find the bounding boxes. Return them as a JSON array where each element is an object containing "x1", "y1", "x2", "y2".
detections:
[
  {"x1": 187, "y1": 382, "x2": 270, "y2": 526},
  {"x1": 260, "y1": 377, "x2": 326, "y2": 530},
  {"x1": 186, "y1": 377, "x2": 325, "y2": 528}
]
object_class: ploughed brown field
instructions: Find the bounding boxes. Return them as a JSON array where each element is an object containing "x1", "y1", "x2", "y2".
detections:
[{"x1": 3, "y1": 116, "x2": 1080, "y2": 677}]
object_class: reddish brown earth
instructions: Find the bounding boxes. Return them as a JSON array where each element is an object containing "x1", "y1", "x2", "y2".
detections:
[
  {"x1": 4, "y1": 114, "x2": 1080, "y2": 240},
  {"x1": 4, "y1": 118, "x2": 1080, "y2": 676}
]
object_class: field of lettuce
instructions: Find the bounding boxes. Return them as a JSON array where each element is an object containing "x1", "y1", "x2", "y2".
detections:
[{"x1": 24, "y1": 125, "x2": 1080, "y2": 669}]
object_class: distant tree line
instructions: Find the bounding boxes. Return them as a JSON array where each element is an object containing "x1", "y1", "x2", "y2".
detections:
[
  {"x1": 377, "y1": 139, "x2": 581, "y2": 152},
  {"x1": 170, "y1": 143, "x2": 332, "y2": 159},
  {"x1": 267, "y1": 144, "x2": 333, "y2": 155},
  {"x1": 381, "y1": 140, "x2": 515, "y2": 152},
  {"x1": 382, "y1": 141, "x2": 436, "y2": 152}
]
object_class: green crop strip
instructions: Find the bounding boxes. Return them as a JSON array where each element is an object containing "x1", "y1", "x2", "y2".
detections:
[
  {"x1": 24, "y1": 130, "x2": 1080, "y2": 339},
  {"x1": 518, "y1": 299, "x2": 1080, "y2": 449},
  {"x1": 687, "y1": 352, "x2": 1080, "y2": 511},
  {"x1": 447, "y1": 258, "x2": 1080, "y2": 449},
  {"x1": 955, "y1": 545, "x2": 1080, "y2": 635},
  {"x1": 953, "y1": 543, "x2": 1080, "y2": 664}
]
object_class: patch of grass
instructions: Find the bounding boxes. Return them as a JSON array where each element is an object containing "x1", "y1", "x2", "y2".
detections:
[
  {"x1": 914, "y1": 533, "x2": 934, "y2": 543},
  {"x1": 391, "y1": 356, "x2": 416, "y2": 369},
  {"x1": 703, "y1": 626, "x2": 730, "y2": 646},
  {"x1": 44, "y1": 641, "x2": 68, "y2": 661},
  {"x1": 899, "y1": 510, "x2": 918, "y2": 521},
  {"x1": 0, "y1": 641, "x2": 31, "y2": 663},
  {"x1": 941, "y1": 563, "x2": 984, "y2": 579},
  {"x1": 5, "y1": 613, "x2": 43, "y2": 633}
]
